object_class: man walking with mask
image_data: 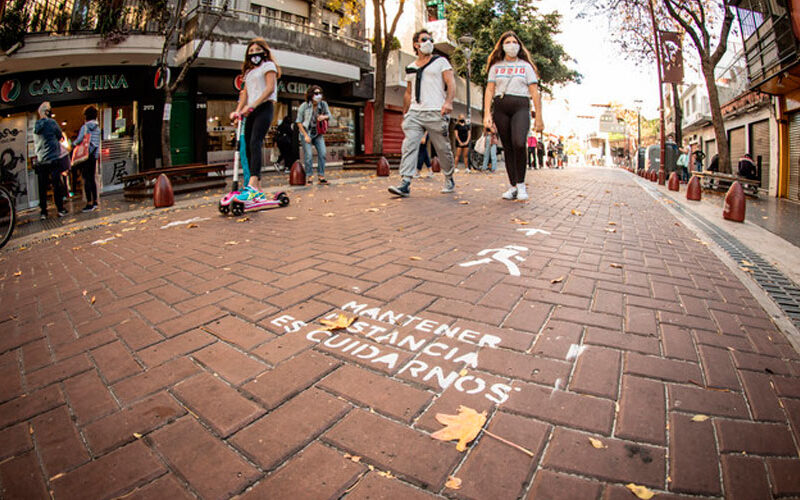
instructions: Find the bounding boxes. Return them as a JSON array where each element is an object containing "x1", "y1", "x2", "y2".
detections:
[{"x1": 388, "y1": 29, "x2": 457, "y2": 197}]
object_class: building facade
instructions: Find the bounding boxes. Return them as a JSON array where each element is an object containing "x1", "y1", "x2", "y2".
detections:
[{"x1": 0, "y1": 0, "x2": 372, "y2": 208}]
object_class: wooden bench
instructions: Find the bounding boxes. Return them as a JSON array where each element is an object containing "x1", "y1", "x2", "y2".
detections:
[
  {"x1": 342, "y1": 154, "x2": 402, "y2": 170},
  {"x1": 123, "y1": 163, "x2": 228, "y2": 199},
  {"x1": 691, "y1": 171, "x2": 760, "y2": 197}
]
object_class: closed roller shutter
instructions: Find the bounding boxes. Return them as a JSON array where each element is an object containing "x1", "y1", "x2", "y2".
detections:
[
  {"x1": 382, "y1": 110, "x2": 405, "y2": 154},
  {"x1": 789, "y1": 112, "x2": 800, "y2": 201},
  {"x1": 705, "y1": 139, "x2": 716, "y2": 169},
  {"x1": 750, "y1": 120, "x2": 770, "y2": 191},
  {"x1": 729, "y1": 126, "x2": 745, "y2": 174}
]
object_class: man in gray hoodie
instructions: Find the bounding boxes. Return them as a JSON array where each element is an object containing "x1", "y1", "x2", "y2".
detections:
[{"x1": 34, "y1": 101, "x2": 67, "y2": 219}]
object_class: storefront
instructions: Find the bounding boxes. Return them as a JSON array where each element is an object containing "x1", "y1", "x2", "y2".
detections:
[
  {"x1": 0, "y1": 67, "x2": 156, "y2": 208},
  {"x1": 196, "y1": 70, "x2": 366, "y2": 168},
  {"x1": 789, "y1": 110, "x2": 800, "y2": 201}
]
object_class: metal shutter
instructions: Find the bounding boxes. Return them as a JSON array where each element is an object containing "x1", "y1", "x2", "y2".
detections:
[
  {"x1": 729, "y1": 126, "x2": 746, "y2": 174},
  {"x1": 789, "y1": 112, "x2": 800, "y2": 201},
  {"x1": 382, "y1": 110, "x2": 405, "y2": 154},
  {"x1": 705, "y1": 139, "x2": 717, "y2": 169},
  {"x1": 750, "y1": 120, "x2": 770, "y2": 191}
]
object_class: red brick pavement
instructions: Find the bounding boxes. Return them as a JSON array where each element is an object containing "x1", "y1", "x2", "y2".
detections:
[{"x1": 1, "y1": 167, "x2": 800, "y2": 499}]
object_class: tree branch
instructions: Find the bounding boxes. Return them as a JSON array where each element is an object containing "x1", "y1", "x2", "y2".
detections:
[
  {"x1": 169, "y1": 3, "x2": 226, "y2": 93},
  {"x1": 663, "y1": 0, "x2": 705, "y2": 59},
  {"x1": 386, "y1": 0, "x2": 405, "y2": 40},
  {"x1": 710, "y1": 1, "x2": 735, "y2": 66}
]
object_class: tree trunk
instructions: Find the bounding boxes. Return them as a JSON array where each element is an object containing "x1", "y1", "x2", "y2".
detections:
[
  {"x1": 703, "y1": 62, "x2": 729, "y2": 173},
  {"x1": 372, "y1": 50, "x2": 389, "y2": 155},
  {"x1": 671, "y1": 82, "x2": 682, "y2": 145},
  {"x1": 161, "y1": 88, "x2": 173, "y2": 169}
]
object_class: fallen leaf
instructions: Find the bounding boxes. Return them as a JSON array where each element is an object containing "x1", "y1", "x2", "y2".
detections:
[
  {"x1": 625, "y1": 483, "x2": 656, "y2": 500},
  {"x1": 608, "y1": 222, "x2": 617, "y2": 225},
  {"x1": 224, "y1": 241, "x2": 239, "y2": 245},
  {"x1": 237, "y1": 217, "x2": 250, "y2": 222},
  {"x1": 72, "y1": 246, "x2": 81, "y2": 251},
  {"x1": 571, "y1": 209, "x2": 583, "y2": 216},
  {"x1": 741, "y1": 260, "x2": 754, "y2": 267},
  {"x1": 365, "y1": 208, "x2": 380, "y2": 212},
  {"x1": 445, "y1": 476, "x2": 462, "y2": 490},
  {"x1": 319, "y1": 312, "x2": 357, "y2": 331},
  {"x1": 13, "y1": 271, "x2": 22, "y2": 277},
  {"x1": 431, "y1": 406, "x2": 487, "y2": 452},
  {"x1": 691, "y1": 414, "x2": 710, "y2": 422},
  {"x1": 323, "y1": 212, "x2": 336, "y2": 217},
  {"x1": 409, "y1": 256, "x2": 423, "y2": 261},
  {"x1": 511, "y1": 218, "x2": 529, "y2": 225},
  {"x1": 133, "y1": 432, "x2": 143, "y2": 439},
  {"x1": 605, "y1": 228, "x2": 617, "y2": 233},
  {"x1": 286, "y1": 216, "x2": 298, "y2": 221},
  {"x1": 610, "y1": 263, "x2": 623, "y2": 269},
  {"x1": 83, "y1": 290, "x2": 88, "y2": 296},
  {"x1": 551, "y1": 276, "x2": 565, "y2": 284},
  {"x1": 589, "y1": 437, "x2": 606, "y2": 449},
  {"x1": 50, "y1": 472, "x2": 66, "y2": 481},
  {"x1": 187, "y1": 223, "x2": 198, "y2": 229},
  {"x1": 459, "y1": 200, "x2": 470, "y2": 205},
  {"x1": 90, "y1": 296, "x2": 96, "y2": 305},
  {"x1": 459, "y1": 368, "x2": 468, "y2": 377}
]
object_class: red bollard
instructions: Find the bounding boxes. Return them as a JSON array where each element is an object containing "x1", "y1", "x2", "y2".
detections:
[
  {"x1": 431, "y1": 156, "x2": 441, "y2": 173},
  {"x1": 668, "y1": 171, "x2": 680, "y2": 191},
  {"x1": 650, "y1": 170, "x2": 657, "y2": 182},
  {"x1": 686, "y1": 176, "x2": 701, "y2": 200},
  {"x1": 289, "y1": 160, "x2": 305, "y2": 185},
  {"x1": 723, "y1": 181, "x2": 746, "y2": 222},
  {"x1": 153, "y1": 173, "x2": 174, "y2": 208},
  {"x1": 377, "y1": 156, "x2": 390, "y2": 177}
]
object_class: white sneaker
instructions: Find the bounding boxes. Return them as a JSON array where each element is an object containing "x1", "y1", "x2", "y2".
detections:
[
  {"x1": 516, "y1": 184, "x2": 529, "y2": 200},
  {"x1": 502, "y1": 186, "x2": 517, "y2": 200}
]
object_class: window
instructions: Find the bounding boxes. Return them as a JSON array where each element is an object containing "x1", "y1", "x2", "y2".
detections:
[{"x1": 736, "y1": 0, "x2": 768, "y2": 39}]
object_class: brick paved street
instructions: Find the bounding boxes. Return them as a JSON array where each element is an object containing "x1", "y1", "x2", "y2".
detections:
[{"x1": 2, "y1": 167, "x2": 800, "y2": 499}]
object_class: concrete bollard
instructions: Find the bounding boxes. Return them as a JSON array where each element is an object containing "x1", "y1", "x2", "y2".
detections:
[
  {"x1": 668, "y1": 172, "x2": 680, "y2": 191},
  {"x1": 289, "y1": 160, "x2": 306, "y2": 186},
  {"x1": 377, "y1": 156, "x2": 390, "y2": 177},
  {"x1": 686, "y1": 176, "x2": 701, "y2": 200},
  {"x1": 723, "y1": 181, "x2": 746, "y2": 222},
  {"x1": 153, "y1": 174, "x2": 174, "y2": 208}
]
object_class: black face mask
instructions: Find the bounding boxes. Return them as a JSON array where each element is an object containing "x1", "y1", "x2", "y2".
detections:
[
  {"x1": 248, "y1": 53, "x2": 265, "y2": 66},
  {"x1": 459, "y1": 120, "x2": 465, "y2": 124}
]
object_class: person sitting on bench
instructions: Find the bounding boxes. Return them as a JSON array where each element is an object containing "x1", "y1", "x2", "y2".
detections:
[{"x1": 737, "y1": 153, "x2": 758, "y2": 181}]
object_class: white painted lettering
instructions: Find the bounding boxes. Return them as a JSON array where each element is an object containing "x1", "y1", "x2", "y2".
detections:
[
  {"x1": 486, "y1": 383, "x2": 513, "y2": 404},
  {"x1": 340, "y1": 340, "x2": 360, "y2": 353},
  {"x1": 453, "y1": 352, "x2": 480, "y2": 368},
  {"x1": 401, "y1": 315, "x2": 420, "y2": 327},
  {"x1": 373, "y1": 330, "x2": 398, "y2": 344},
  {"x1": 349, "y1": 321, "x2": 369, "y2": 334},
  {"x1": 379, "y1": 310, "x2": 403, "y2": 324},
  {"x1": 371, "y1": 353, "x2": 399, "y2": 369},
  {"x1": 323, "y1": 335, "x2": 350, "y2": 349},
  {"x1": 455, "y1": 375, "x2": 486, "y2": 394},
  {"x1": 424, "y1": 366, "x2": 459, "y2": 390},
  {"x1": 352, "y1": 345, "x2": 380, "y2": 359},
  {"x1": 361, "y1": 307, "x2": 381, "y2": 319},
  {"x1": 415, "y1": 319, "x2": 438, "y2": 333},
  {"x1": 434, "y1": 324, "x2": 460, "y2": 339},
  {"x1": 342, "y1": 301, "x2": 368, "y2": 314},
  {"x1": 397, "y1": 334, "x2": 426, "y2": 351},
  {"x1": 478, "y1": 334, "x2": 502, "y2": 348},
  {"x1": 422, "y1": 342, "x2": 449, "y2": 357},
  {"x1": 365, "y1": 325, "x2": 387, "y2": 337},
  {"x1": 398, "y1": 360, "x2": 428, "y2": 377},
  {"x1": 306, "y1": 330, "x2": 331, "y2": 343},
  {"x1": 457, "y1": 329, "x2": 480, "y2": 344}
]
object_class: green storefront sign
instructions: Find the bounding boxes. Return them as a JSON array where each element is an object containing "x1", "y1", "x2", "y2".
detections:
[{"x1": 0, "y1": 69, "x2": 141, "y2": 110}]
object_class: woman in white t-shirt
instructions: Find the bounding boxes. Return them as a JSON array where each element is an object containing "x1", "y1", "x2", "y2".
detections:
[
  {"x1": 230, "y1": 38, "x2": 280, "y2": 200},
  {"x1": 483, "y1": 31, "x2": 544, "y2": 201}
]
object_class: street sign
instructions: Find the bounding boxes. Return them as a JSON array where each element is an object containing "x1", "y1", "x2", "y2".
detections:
[{"x1": 598, "y1": 111, "x2": 626, "y2": 134}]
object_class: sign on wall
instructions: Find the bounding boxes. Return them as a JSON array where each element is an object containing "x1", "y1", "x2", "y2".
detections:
[{"x1": 0, "y1": 116, "x2": 30, "y2": 207}]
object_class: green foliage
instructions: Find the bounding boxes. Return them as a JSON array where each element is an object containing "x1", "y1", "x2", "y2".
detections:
[
  {"x1": 0, "y1": 0, "x2": 28, "y2": 52},
  {"x1": 446, "y1": 0, "x2": 581, "y2": 91}
]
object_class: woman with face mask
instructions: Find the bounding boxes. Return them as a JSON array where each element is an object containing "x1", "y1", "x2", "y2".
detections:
[
  {"x1": 230, "y1": 38, "x2": 281, "y2": 200},
  {"x1": 483, "y1": 32, "x2": 544, "y2": 200},
  {"x1": 296, "y1": 85, "x2": 331, "y2": 184}
]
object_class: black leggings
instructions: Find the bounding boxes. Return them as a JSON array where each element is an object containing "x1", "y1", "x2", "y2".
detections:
[
  {"x1": 245, "y1": 101, "x2": 274, "y2": 180},
  {"x1": 492, "y1": 95, "x2": 530, "y2": 186},
  {"x1": 82, "y1": 153, "x2": 98, "y2": 205}
]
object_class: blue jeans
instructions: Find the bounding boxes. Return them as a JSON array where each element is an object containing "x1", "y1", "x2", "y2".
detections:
[
  {"x1": 482, "y1": 144, "x2": 497, "y2": 171},
  {"x1": 302, "y1": 134, "x2": 326, "y2": 177}
]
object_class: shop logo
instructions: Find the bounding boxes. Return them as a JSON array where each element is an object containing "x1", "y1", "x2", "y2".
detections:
[
  {"x1": 1, "y1": 80, "x2": 21, "y2": 103},
  {"x1": 234, "y1": 74, "x2": 244, "y2": 92},
  {"x1": 154, "y1": 67, "x2": 171, "y2": 90}
]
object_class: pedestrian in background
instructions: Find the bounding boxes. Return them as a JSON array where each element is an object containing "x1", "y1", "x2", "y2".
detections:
[
  {"x1": 483, "y1": 31, "x2": 544, "y2": 200},
  {"x1": 454, "y1": 114, "x2": 470, "y2": 171},
  {"x1": 482, "y1": 129, "x2": 498, "y2": 172},
  {"x1": 275, "y1": 115, "x2": 294, "y2": 172},
  {"x1": 33, "y1": 101, "x2": 68, "y2": 219},
  {"x1": 677, "y1": 146, "x2": 690, "y2": 182},
  {"x1": 296, "y1": 85, "x2": 330, "y2": 184},
  {"x1": 75, "y1": 105, "x2": 101, "y2": 212},
  {"x1": 693, "y1": 149, "x2": 705, "y2": 172},
  {"x1": 388, "y1": 28, "x2": 456, "y2": 197},
  {"x1": 527, "y1": 131, "x2": 537, "y2": 169},
  {"x1": 416, "y1": 131, "x2": 432, "y2": 177},
  {"x1": 230, "y1": 37, "x2": 280, "y2": 200},
  {"x1": 737, "y1": 152, "x2": 758, "y2": 180}
]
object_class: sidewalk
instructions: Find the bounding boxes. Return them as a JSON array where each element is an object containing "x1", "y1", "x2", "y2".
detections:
[{"x1": 1, "y1": 167, "x2": 799, "y2": 499}]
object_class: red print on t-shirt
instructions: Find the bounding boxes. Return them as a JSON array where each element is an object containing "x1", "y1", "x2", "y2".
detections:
[{"x1": 495, "y1": 66, "x2": 526, "y2": 76}]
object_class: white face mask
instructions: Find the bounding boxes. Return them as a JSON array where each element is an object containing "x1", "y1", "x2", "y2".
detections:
[
  {"x1": 313, "y1": 94, "x2": 322, "y2": 102},
  {"x1": 503, "y1": 42, "x2": 520, "y2": 58},
  {"x1": 418, "y1": 40, "x2": 434, "y2": 55}
]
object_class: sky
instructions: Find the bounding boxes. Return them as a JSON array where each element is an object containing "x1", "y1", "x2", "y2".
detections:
[{"x1": 536, "y1": 0, "x2": 664, "y2": 136}]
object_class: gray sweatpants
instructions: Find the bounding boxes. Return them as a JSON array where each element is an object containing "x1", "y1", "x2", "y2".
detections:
[{"x1": 399, "y1": 110, "x2": 455, "y2": 179}]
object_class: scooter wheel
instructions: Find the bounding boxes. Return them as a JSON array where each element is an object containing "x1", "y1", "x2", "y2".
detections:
[
  {"x1": 231, "y1": 202, "x2": 245, "y2": 216},
  {"x1": 278, "y1": 192, "x2": 290, "y2": 207},
  {"x1": 219, "y1": 202, "x2": 229, "y2": 215}
]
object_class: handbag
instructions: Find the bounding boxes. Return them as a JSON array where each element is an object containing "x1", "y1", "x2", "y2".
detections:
[
  {"x1": 72, "y1": 126, "x2": 91, "y2": 165},
  {"x1": 315, "y1": 104, "x2": 329, "y2": 135},
  {"x1": 474, "y1": 134, "x2": 487, "y2": 155}
]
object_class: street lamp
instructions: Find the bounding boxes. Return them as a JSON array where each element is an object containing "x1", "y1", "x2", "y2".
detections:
[
  {"x1": 458, "y1": 34, "x2": 475, "y2": 166},
  {"x1": 634, "y1": 98, "x2": 643, "y2": 170}
]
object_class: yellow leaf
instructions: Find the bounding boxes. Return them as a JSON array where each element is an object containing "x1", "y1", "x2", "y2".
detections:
[
  {"x1": 608, "y1": 222, "x2": 617, "y2": 225},
  {"x1": 551, "y1": 276, "x2": 565, "y2": 284},
  {"x1": 741, "y1": 260, "x2": 753, "y2": 267},
  {"x1": 431, "y1": 405, "x2": 486, "y2": 452},
  {"x1": 90, "y1": 296, "x2": 96, "y2": 305},
  {"x1": 319, "y1": 313, "x2": 357, "y2": 331},
  {"x1": 625, "y1": 483, "x2": 656, "y2": 500},
  {"x1": 237, "y1": 217, "x2": 250, "y2": 222},
  {"x1": 589, "y1": 437, "x2": 606, "y2": 449},
  {"x1": 365, "y1": 208, "x2": 380, "y2": 212},
  {"x1": 605, "y1": 228, "x2": 617, "y2": 233},
  {"x1": 409, "y1": 256, "x2": 422, "y2": 261},
  {"x1": 610, "y1": 263, "x2": 623, "y2": 269},
  {"x1": 133, "y1": 432, "x2": 143, "y2": 439},
  {"x1": 187, "y1": 223, "x2": 198, "y2": 229},
  {"x1": 13, "y1": 271, "x2": 22, "y2": 277},
  {"x1": 224, "y1": 241, "x2": 239, "y2": 245},
  {"x1": 323, "y1": 212, "x2": 336, "y2": 217},
  {"x1": 571, "y1": 209, "x2": 583, "y2": 216},
  {"x1": 459, "y1": 368, "x2": 468, "y2": 377},
  {"x1": 445, "y1": 476, "x2": 462, "y2": 490},
  {"x1": 511, "y1": 218, "x2": 529, "y2": 225},
  {"x1": 286, "y1": 216, "x2": 298, "y2": 220},
  {"x1": 349, "y1": 455, "x2": 361, "y2": 463},
  {"x1": 691, "y1": 414, "x2": 710, "y2": 422},
  {"x1": 459, "y1": 200, "x2": 470, "y2": 205}
]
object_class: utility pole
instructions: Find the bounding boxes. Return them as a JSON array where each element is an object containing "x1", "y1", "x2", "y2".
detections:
[{"x1": 647, "y1": 0, "x2": 666, "y2": 185}]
